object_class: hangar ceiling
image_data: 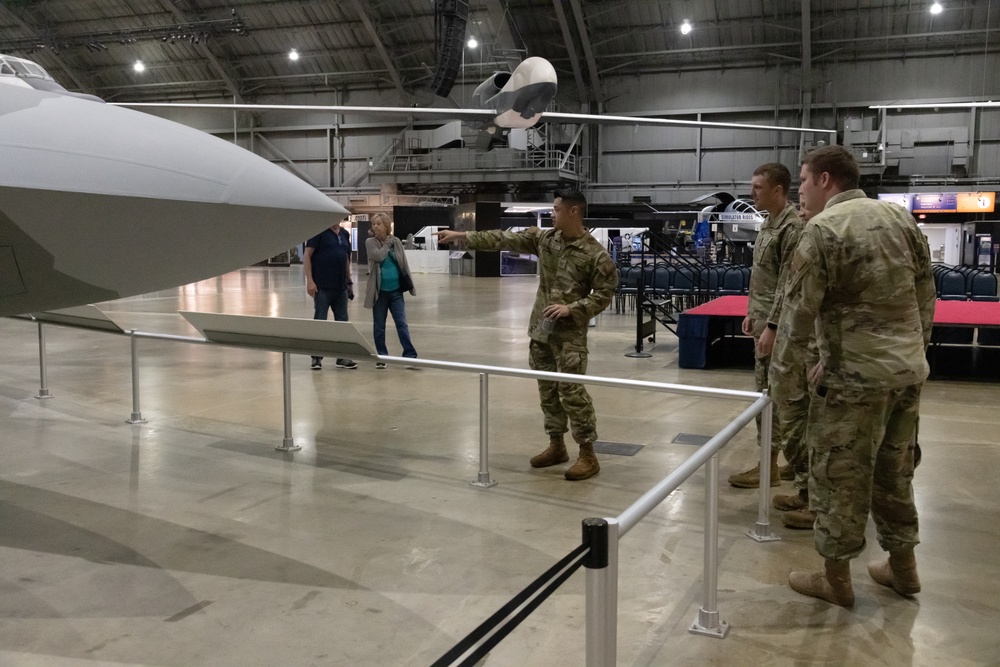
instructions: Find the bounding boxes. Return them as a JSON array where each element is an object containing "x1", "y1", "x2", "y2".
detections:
[{"x1": 0, "y1": 0, "x2": 996, "y2": 105}]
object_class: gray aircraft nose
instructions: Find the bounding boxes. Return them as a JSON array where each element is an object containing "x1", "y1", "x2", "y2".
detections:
[{"x1": 0, "y1": 87, "x2": 346, "y2": 315}]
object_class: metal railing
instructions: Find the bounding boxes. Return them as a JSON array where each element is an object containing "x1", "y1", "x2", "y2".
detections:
[
  {"x1": 370, "y1": 147, "x2": 580, "y2": 174},
  {"x1": 18, "y1": 317, "x2": 779, "y2": 663}
]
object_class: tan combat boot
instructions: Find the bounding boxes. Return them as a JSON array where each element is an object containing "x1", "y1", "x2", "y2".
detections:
[
  {"x1": 773, "y1": 488, "x2": 808, "y2": 512},
  {"x1": 868, "y1": 549, "x2": 921, "y2": 596},
  {"x1": 564, "y1": 442, "x2": 600, "y2": 481},
  {"x1": 530, "y1": 435, "x2": 570, "y2": 468},
  {"x1": 782, "y1": 507, "x2": 816, "y2": 530},
  {"x1": 789, "y1": 559, "x2": 855, "y2": 607},
  {"x1": 728, "y1": 449, "x2": 781, "y2": 488},
  {"x1": 779, "y1": 462, "x2": 796, "y2": 481}
]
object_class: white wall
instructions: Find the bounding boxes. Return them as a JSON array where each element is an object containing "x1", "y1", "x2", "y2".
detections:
[{"x1": 920, "y1": 224, "x2": 963, "y2": 265}]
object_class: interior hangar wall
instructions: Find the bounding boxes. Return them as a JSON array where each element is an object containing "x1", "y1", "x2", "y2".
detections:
[
  {"x1": 140, "y1": 53, "x2": 999, "y2": 201},
  {"x1": 591, "y1": 52, "x2": 1000, "y2": 204}
]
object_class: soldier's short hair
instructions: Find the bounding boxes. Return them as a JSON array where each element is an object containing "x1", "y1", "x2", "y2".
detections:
[
  {"x1": 554, "y1": 187, "x2": 587, "y2": 215},
  {"x1": 752, "y1": 163, "x2": 792, "y2": 195},
  {"x1": 801, "y1": 145, "x2": 860, "y2": 191}
]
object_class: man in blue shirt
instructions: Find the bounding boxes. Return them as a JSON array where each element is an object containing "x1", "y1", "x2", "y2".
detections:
[{"x1": 304, "y1": 220, "x2": 357, "y2": 369}]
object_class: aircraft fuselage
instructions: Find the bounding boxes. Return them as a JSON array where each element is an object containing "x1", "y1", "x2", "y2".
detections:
[{"x1": 0, "y1": 54, "x2": 348, "y2": 316}]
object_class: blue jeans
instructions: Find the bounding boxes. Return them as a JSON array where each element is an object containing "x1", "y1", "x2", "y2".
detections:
[
  {"x1": 373, "y1": 289, "x2": 417, "y2": 358},
  {"x1": 313, "y1": 286, "x2": 349, "y2": 322},
  {"x1": 313, "y1": 286, "x2": 349, "y2": 362}
]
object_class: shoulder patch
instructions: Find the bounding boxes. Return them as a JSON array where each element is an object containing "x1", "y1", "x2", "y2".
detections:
[{"x1": 599, "y1": 255, "x2": 617, "y2": 278}]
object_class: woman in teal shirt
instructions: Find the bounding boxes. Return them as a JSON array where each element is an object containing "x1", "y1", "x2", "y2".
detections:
[{"x1": 364, "y1": 212, "x2": 418, "y2": 367}]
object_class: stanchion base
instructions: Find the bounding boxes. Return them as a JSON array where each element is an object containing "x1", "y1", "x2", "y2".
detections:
[
  {"x1": 689, "y1": 617, "x2": 730, "y2": 638},
  {"x1": 746, "y1": 525, "x2": 782, "y2": 543},
  {"x1": 126, "y1": 414, "x2": 148, "y2": 424},
  {"x1": 624, "y1": 351, "x2": 653, "y2": 358},
  {"x1": 35, "y1": 391, "x2": 54, "y2": 399},
  {"x1": 469, "y1": 475, "x2": 498, "y2": 489},
  {"x1": 275, "y1": 440, "x2": 301, "y2": 452}
]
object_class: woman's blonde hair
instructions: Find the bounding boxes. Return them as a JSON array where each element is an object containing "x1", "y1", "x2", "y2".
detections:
[{"x1": 370, "y1": 212, "x2": 392, "y2": 233}]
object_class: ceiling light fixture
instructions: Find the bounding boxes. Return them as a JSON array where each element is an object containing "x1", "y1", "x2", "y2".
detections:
[
  {"x1": 467, "y1": 37, "x2": 478, "y2": 48},
  {"x1": 680, "y1": 20, "x2": 692, "y2": 35},
  {"x1": 288, "y1": 48, "x2": 299, "y2": 61},
  {"x1": 133, "y1": 60, "x2": 145, "y2": 73},
  {"x1": 930, "y1": 2, "x2": 943, "y2": 14}
]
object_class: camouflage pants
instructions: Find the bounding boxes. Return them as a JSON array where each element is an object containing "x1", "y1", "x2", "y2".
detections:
[
  {"x1": 528, "y1": 336, "x2": 597, "y2": 445},
  {"x1": 769, "y1": 359, "x2": 811, "y2": 490},
  {"x1": 807, "y1": 382, "x2": 921, "y2": 561},
  {"x1": 753, "y1": 347, "x2": 783, "y2": 453}
]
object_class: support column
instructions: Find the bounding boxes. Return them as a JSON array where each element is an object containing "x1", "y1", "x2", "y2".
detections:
[
  {"x1": 470, "y1": 372, "x2": 497, "y2": 488},
  {"x1": 34, "y1": 322, "x2": 53, "y2": 399},
  {"x1": 126, "y1": 330, "x2": 147, "y2": 424},
  {"x1": 800, "y1": 0, "x2": 813, "y2": 155},
  {"x1": 585, "y1": 517, "x2": 618, "y2": 666},
  {"x1": 276, "y1": 352, "x2": 301, "y2": 452},
  {"x1": 748, "y1": 395, "x2": 780, "y2": 542},
  {"x1": 690, "y1": 452, "x2": 731, "y2": 638}
]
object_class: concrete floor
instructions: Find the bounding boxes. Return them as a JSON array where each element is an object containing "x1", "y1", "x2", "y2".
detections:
[{"x1": 1, "y1": 266, "x2": 998, "y2": 666}]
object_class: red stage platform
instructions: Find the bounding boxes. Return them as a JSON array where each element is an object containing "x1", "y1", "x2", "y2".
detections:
[{"x1": 677, "y1": 295, "x2": 1000, "y2": 374}]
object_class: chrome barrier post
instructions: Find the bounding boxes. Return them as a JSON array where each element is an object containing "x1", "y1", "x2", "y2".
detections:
[
  {"x1": 34, "y1": 322, "x2": 53, "y2": 399},
  {"x1": 585, "y1": 517, "x2": 618, "y2": 666},
  {"x1": 125, "y1": 330, "x2": 147, "y2": 424},
  {"x1": 747, "y1": 392, "x2": 780, "y2": 542},
  {"x1": 275, "y1": 352, "x2": 300, "y2": 452},
  {"x1": 690, "y1": 452, "x2": 730, "y2": 638},
  {"x1": 470, "y1": 372, "x2": 497, "y2": 488}
]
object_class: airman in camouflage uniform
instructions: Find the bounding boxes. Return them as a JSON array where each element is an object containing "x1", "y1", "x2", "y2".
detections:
[
  {"x1": 773, "y1": 146, "x2": 935, "y2": 606},
  {"x1": 729, "y1": 163, "x2": 805, "y2": 489},
  {"x1": 436, "y1": 188, "x2": 618, "y2": 480}
]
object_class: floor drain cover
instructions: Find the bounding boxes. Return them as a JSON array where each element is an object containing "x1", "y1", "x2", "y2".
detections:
[
  {"x1": 594, "y1": 441, "x2": 644, "y2": 456},
  {"x1": 672, "y1": 433, "x2": 711, "y2": 446}
]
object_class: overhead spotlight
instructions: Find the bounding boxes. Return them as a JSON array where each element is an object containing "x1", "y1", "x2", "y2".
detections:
[
  {"x1": 133, "y1": 60, "x2": 145, "y2": 73},
  {"x1": 930, "y1": 2, "x2": 943, "y2": 14},
  {"x1": 467, "y1": 37, "x2": 478, "y2": 48},
  {"x1": 680, "y1": 20, "x2": 692, "y2": 35},
  {"x1": 288, "y1": 48, "x2": 299, "y2": 61}
]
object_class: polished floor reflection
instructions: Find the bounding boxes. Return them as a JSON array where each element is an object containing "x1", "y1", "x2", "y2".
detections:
[{"x1": 1, "y1": 266, "x2": 998, "y2": 666}]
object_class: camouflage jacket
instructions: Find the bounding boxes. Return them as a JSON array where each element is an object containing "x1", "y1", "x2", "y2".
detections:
[
  {"x1": 772, "y1": 190, "x2": 935, "y2": 390},
  {"x1": 465, "y1": 227, "x2": 618, "y2": 341},
  {"x1": 747, "y1": 203, "x2": 803, "y2": 331}
]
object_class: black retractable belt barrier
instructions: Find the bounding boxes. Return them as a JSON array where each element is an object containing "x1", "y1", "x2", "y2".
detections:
[{"x1": 430, "y1": 543, "x2": 589, "y2": 667}]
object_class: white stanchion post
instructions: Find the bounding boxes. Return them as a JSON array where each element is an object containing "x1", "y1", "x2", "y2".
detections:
[
  {"x1": 690, "y1": 452, "x2": 730, "y2": 638},
  {"x1": 34, "y1": 322, "x2": 53, "y2": 399},
  {"x1": 747, "y1": 392, "x2": 780, "y2": 542},
  {"x1": 585, "y1": 517, "x2": 618, "y2": 667},
  {"x1": 471, "y1": 372, "x2": 497, "y2": 488},
  {"x1": 275, "y1": 352, "x2": 301, "y2": 452},
  {"x1": 126, "y1": 330, "x2": 147, "y2": 424}
]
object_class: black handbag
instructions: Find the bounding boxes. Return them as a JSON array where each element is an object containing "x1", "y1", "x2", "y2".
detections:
[{"x1": 398, "y1": 271, "x2": 414, "y2": 293}]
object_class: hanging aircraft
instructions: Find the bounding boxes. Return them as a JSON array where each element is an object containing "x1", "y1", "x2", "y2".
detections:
[
  {"x1": 0, "y1": 53, "x2": 348, "y2": 317},
  {"x1": 114, "y1": 56, "x2": 838, "y2": 138}
]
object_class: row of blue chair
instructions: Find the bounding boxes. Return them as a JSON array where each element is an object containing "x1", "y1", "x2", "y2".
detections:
[
  {"x1": 614, "y1": 264, "x2": 752, "y2": 312},
  {"x1": 933, "y1": 264, "x2": 998, "y2": 301}
]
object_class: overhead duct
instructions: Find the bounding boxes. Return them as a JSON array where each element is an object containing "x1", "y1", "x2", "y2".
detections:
[{"x1": 430, "y1": 0, "x2": 469, "y2": 98}]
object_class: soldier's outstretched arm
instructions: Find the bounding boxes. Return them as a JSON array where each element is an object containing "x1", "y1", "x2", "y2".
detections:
[{"x1": 434, "y1": 229, "x2": 466, "y2": 244}]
